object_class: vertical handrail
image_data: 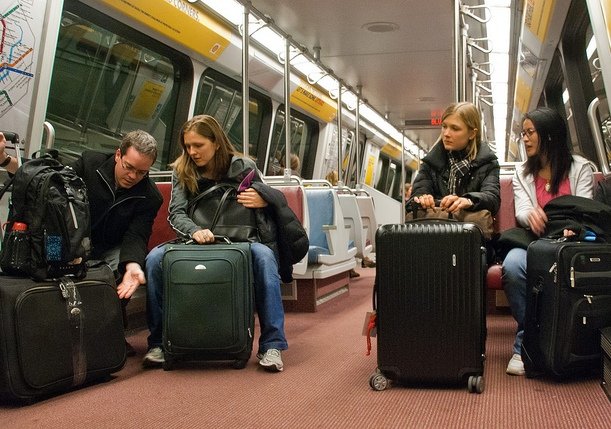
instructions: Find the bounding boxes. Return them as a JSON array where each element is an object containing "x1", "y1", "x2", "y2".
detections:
[
  {"x1": 337, "y1": 80, "x2": 343, "y2": 186},
  {"x1": 355, "y1": 85, "x2": 361, "y2": 186},
  {"x1": 43, "y1": 121, "x2": 56, "y2": 150},
  {"x1": 587, "y1": 97, "x2": 611, "y2": 175},
  {"x1": 283, "y1": 38, "x2": 291, "y2": 179},
  {"x1": 242, "y1": 2, "x2": 250, "y2": 157}
]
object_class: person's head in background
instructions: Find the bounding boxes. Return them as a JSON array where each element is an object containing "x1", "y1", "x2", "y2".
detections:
[
  {"x1": 439, "y1": 101, "x2": 481, "y2": 161},
  {"x1": 325, "y1": 170, "x2": 339, "y2": 186},
  {"x1": 404, "y1": 182, "x2": 412, "y2": 199}
]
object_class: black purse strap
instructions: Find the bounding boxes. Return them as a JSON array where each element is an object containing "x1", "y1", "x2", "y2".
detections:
[
  {"x1": 210, "y1": 186, "x2": 235, "y2": 230},
  {"x1": 187, "y1": 182, "x2": 235, "y2": 212}
]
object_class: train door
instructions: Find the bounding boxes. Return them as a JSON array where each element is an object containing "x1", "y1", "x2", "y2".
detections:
[{"x1": 586, "y1": 0, "x2": 611, "y2": 173}]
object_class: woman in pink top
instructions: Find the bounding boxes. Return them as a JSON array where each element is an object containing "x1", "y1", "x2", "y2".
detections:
[{"x1": 502, "y1": 107, "x2": 595, "y2": 376}]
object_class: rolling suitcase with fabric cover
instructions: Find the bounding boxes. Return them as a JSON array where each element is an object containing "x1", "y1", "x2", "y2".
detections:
[
  {"x1": 369, "y1": 221, "x2": 487, "y2": 393},
  {"x1": 0, "y1": 264, "x2": 126, "y2": 402},
  {"x1": 162, "y1": 242, "x2": 254, "y2": 370},
  {"x1": 522, "y1": 238, "x2": 611, "y2": 378}
]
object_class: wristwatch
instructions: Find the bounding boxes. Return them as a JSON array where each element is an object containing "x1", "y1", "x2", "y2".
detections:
[{"x1": 0, "y1": 155, "x2": 11, "y2": 167}]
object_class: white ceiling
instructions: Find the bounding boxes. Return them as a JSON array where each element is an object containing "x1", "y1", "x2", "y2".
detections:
[{"x1": 249, "y1": 0, "x2": 488, "y2": 151}]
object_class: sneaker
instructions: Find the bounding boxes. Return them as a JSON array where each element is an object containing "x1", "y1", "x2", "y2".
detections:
[
  {"x1": 258, "y1": 348, "x2": 283, "y2": 372},
  {"x1": 143, "y1": 346, "x2": 164, "y2": 367},
  {"x1": 506, "y1": 353, "x2": 525, "y2": 376}
]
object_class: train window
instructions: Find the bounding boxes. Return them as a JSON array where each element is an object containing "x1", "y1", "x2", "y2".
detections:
[
  {"x1": 267, "y1": 106, "x2": 318, "y2": 178},
  {"x1": 194, "y1": 68, "x2": 271, "y2": 160},
  {"x1": 46, "y1": 1, "x2": 191, "y2": 170},
  {"x1": 320, "y1": 126, "x2": 353, "y2": 183}
]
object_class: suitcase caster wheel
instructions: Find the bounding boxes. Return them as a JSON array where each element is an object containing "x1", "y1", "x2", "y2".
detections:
[
  {"x1": 467, "y1": 375, "x2": 484, "y2": 393},
  {"x1": 369, "y1": 372, "x2": 389, "y2": 391},
  {"x1": 232, "y1": 359, "x2": 248, "y2": 369}
]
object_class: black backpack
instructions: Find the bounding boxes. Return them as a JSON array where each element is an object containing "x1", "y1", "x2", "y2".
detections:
[{"x1": 0, "y1": 157, "x2": 91, "y2": 280}]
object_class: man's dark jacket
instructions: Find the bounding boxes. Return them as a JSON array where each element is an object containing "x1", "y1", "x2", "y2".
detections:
[{"x1": 71, "y1": 151, "x2": 162, "y2": 274}]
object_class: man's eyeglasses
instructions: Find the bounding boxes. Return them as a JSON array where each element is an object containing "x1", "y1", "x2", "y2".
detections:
[
  {"x1": 520, "y1": 128, "x2": 537, "y2": 138},
  {"x1": 120, "y1": 157, "x2": 149, "y2": 177}
]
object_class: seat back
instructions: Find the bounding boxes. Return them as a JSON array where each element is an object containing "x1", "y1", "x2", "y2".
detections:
[
  {"x1": 147, "y1": 182, "x2": 175, "y2": 250},
  {"x1": 273, "y1": 185, "x2": 309, "y2": 275}
]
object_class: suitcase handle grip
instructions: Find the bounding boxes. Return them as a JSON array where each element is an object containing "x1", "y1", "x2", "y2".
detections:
[{"x1": 183, "y1": 235, "x2": 233, "y2": 245}]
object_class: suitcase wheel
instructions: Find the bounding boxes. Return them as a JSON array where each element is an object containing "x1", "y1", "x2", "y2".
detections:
[
  {"x1": 369, "y1": 370, "x2": 389, "y2": 391},
  {"x1": 467, "y1": 375, "x2": 484, "y2": 394},
  {"x1": 232, "y1": 359, "x2": 248, "y2": 369},
  {"x1": 162, "y1": 358, "x2": 174, "y2": 371}
]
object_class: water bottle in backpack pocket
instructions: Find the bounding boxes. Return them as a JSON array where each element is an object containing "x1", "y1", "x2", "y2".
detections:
[{"x1": 0, "y1": 222, "x2": 32, "y2": 275}]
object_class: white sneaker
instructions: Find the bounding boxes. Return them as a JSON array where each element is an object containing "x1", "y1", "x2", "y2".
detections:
[
  {"x1": 143, "y1": 346, "x2": 165, "y2": 367},
  {"x1": 506, "y1": 353, "x2": 525, "y2": 376},
  {"x1": 258, "y1": 348, "x2": 284, "y2": 372}
]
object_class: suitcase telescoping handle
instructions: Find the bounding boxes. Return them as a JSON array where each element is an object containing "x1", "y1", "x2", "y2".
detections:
[{"x1": 184, "y1": 235, "x2": 233, "y2": 245}]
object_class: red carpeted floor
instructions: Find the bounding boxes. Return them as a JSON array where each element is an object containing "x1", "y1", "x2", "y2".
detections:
[{"x1": 1, "y1": 267, "x2": 609, "y2": 428}]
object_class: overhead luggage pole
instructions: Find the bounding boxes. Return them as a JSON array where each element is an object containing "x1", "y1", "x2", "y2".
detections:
[{"x1": 242, "y1": 1, "x2": 250, "y2": 157}]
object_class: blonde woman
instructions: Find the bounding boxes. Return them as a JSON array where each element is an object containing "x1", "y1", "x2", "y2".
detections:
[{"x1": 411, "y1": 102, "x2": 500, "y2": 215}]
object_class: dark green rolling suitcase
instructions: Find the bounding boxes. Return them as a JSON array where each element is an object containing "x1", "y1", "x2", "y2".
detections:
[{"x1": 161, "y1": 243, "x2": 254, "y2": 370}]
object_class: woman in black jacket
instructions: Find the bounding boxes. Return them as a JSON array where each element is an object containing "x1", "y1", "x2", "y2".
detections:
[{"x1": 411, "y1": 102, "x2": 500, "y2": 215}]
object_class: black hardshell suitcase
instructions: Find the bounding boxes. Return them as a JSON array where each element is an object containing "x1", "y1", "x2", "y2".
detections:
[
  {"x1": 0, "y1": 264, "x2": 126, "y2": 402},
  {"x1": 370, "y1": 221, "x2": 487, "y2": 393},
  {"x1": 162, "y1": 243, "x2": 254, "y2": 370},
  {"x1": 523, "y1": 238, "x2": 611, "y2": 378},
  {"x1": 602, "y1": 327, "x2": 611, "y2": 401}
]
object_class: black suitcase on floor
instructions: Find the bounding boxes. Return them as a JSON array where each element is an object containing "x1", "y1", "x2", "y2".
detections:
[
  {"x1": 602, "y1": 327, "x2": 611, "y2": 400},
  {"x1": 162, "y1": 243, "x2": 254, "y2": 370},
  {"x1": 370, "y1": 221, "x2": 487, "y2": 393},
  {"x1": 523, "y1": 238, "x2": 611, "y2": 378},
  {"x1": 0, "y1": 264, "x2": 126, "y2": 402}
]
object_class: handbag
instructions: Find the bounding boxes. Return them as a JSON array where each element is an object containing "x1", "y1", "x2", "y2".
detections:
[
  {"x1": 405, "y1": 205, "x2": 494, "y2": 240},
  {"x1": 187, "y1": 183, "x2": 260, "y2": 242}
]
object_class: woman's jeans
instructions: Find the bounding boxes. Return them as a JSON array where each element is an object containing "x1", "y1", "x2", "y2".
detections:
[
  {"x1": 145, "y1": 242, "x2": 287, "y2": 354},
  {"x1": 502, "y1": 247, "x2": 527, "y2": 355}
]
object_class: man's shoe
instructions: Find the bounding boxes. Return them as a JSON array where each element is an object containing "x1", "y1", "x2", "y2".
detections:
[
  {"x1": 259, "y1": 348, "x2": 283, "y2": 372},
  {"x1": 506, "y1": 353, "x2": 525, "y2": 376},
  {"x1": 143, "y1": 347, "x2": 165, "y2": 367},
  {"x1": 349, "y1": 269, "x2": 360, "y2": 278},
  {"x1": 361, "y1": 258, "x2": 376, "y2": 268},
  {"x1": 125, "y1": 340, "x2": 136, "y2": 357}
]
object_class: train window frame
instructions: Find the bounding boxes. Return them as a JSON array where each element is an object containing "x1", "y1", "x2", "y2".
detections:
[
  {"x1": 193, "y1": 67, "x2": 272, "y2": 164},
  {"x1": 47, "y1": 0, "x2": 193, "y2": 171},
  {"x1": 267, "y1": 105, "x2": 319, "y2": 179}
]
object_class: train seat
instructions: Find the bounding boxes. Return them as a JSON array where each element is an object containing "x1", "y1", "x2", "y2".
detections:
[
  {"x1": 355, "y1": 190, "x2": 378, "y2": 252},
  {"x1": 337, "y1": 190, "x2": 372, "y2": 259},
  {"x1": 147, "y1": 182, "x2": 175, "y2": 251},
  {"x1": 270, "y1": 184, "x2": 310, "y2": 276},
  {"x1": 300, "y1": 188, "x2": 357, "y2": 267}
]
